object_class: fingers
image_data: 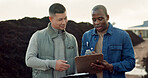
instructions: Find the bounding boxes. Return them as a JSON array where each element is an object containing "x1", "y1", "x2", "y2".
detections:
[
  {"x1": 60, "y1": 60, "x2": 70, "y2": 69},
  {"x1": 90, "y1": 63, "x2": 104, "y2": 70},
  {"x1": 60, "y1": 60, "x2": 68, "y2": 63},
  {"x1": 96, "y1": 60, "x2": 113, "y2": 70},
  {"x1": 55, "y1": 60, "x2": 70, "y2": 71},
  {"x1": 62, "y1": 63, "x2": 70, "y2": 69},
  {"x1": 59, "y1": 64, "x2": 70, "y2": 71},
  {"x1": 97, "y1": 60, "x2": 107, "y2": 66},
  {"x1": 92, "y1": 51, "x2": 96, "y2": 54},
  {"x1": 91, "y1": 60, "x2": 113, "y2": 71}
]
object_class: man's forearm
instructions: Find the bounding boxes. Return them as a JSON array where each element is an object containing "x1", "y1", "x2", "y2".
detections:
[{"x1": 26, "y1": 56, "x2": 56, "y2": 71}]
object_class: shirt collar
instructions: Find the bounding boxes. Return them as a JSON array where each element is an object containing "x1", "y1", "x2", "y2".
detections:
[
  {"x1": 107, "y1": 22, "x2": 113, "y2": 35},
  {"x1": 51, "y1": 25, "x2": 65, "y2": 34},
  {"x1": 47, "y1": 23, "x2": 66, "y2": 38}
]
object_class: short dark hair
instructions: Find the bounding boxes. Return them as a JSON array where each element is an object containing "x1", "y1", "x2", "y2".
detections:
[
  {"x1": 49, "y1": 3, "x2": 66, "y2": 16},
  {"x1": 92, "y1": 5, "x2": 108, "y2": 15}
]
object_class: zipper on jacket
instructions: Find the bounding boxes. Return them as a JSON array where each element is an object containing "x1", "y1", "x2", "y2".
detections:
[{"x1": 52, "y1": 39, "x2": 55, "y2": 78}]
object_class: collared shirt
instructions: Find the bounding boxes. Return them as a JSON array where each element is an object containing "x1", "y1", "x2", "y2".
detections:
[
  {"x1": 51, "y1": 26, "x2": 66, "y2": 78},
  {"x1": 95, "y1": 29, "x2": 107, "y2": 78},
  {"x1": 95, "y1": 28, "x2": 108, "y2": 53},
  {"x1": 25, "y1": 23, "x2": 78, "y2": 78},
  {"x1": 81, "y1": 22, "x2": 135, "y2": 78}
]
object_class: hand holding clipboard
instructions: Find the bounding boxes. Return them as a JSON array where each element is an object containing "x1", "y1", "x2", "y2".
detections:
[{"x1": 75, "y1": 53, "x2": 103, "y2": 74}]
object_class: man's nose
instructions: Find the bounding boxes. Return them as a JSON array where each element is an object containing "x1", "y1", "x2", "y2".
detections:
[{"x1": 94, "y1": 20, "x2": 100, "y2": 25}]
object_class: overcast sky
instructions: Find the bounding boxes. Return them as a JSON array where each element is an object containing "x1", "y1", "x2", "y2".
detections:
[{"x1": 0, "y1": 0, "x2": 148, "y2": 29}]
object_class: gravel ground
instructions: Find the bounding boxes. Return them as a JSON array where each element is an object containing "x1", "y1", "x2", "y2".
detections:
[{"x1": 126, "y1": 39, "x2": 148, "y2": 78}]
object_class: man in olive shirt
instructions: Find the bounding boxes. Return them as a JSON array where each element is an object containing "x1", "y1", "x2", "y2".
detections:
[{"x1": 25, "y1": 3, "x2": 78, "y2": 78}]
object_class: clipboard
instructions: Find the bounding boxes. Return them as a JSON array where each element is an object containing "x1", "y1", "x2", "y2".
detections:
[{"x1": 75, "y1": 54, "x2": 103, "y2": 74}]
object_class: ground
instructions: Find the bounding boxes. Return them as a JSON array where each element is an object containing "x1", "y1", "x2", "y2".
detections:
[{"x1": 126, "y1": 39, "x2": 148, "y2": 78}]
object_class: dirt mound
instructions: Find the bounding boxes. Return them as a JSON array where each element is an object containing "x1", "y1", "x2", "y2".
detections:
[
  {"x1": 126, "y1": 30, "x2": 144, "y2": 46},
  {"x1": 0, "y1": 17, "x2": 145, "y2": 78},
  {"x1": 0, "y1": 17, "x2": 49, "y2": 78}
]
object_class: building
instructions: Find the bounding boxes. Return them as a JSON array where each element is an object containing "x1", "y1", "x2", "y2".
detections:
[{"x1": 126, "y1": 21, "x2": 148, "y2": 39}]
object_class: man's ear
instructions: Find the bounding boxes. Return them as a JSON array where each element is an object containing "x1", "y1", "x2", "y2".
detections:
[
  {"x1": 107, "y1": 15, "x2": 109, "y2": 20},
  {"x1": 49, "y1": 16, "x2": 53, "y2": 22}
]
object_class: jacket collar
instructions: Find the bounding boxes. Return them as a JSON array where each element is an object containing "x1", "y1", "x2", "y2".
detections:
[
  {"x1": 47, "y1": 23, "x2": 66, "y2": 39},
  {"x1": 92, "y1": 22, "x2": 113, "y2": 36},
  {"x1": 106, "y1": 22, "x2": 113, "y2": 35}
]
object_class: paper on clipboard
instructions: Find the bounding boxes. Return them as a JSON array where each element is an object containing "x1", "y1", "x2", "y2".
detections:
[{"x1": 75, "y1": 53, "x2": 103, "y2": 74}]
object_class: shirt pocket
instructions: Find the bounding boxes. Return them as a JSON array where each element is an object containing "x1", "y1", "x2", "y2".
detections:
[
  {"x1": 108, "y1": 45, "x2": 122, "y2": 63},
  {"x1": 66, "y1": 45, "x2": 76, "y2": 58},
  {"x1": 109, "y1": 45, "x2": 122, "y2": 51}
]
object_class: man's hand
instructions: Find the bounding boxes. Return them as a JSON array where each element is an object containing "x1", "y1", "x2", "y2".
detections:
[
  {"x1": 55, "y1": 60, "x2": 70, "y2": 71},
  {"x1": 91, "y1": 51, "x2": 96, "y2": 54},
  {"x1": 91, "y1": 60, "x2": 113, "y2": 71}
]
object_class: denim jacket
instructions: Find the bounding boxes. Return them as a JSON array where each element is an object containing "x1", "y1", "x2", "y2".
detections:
[{"x1": 81, "y1": 22, "x2": 135, "y2": 78}]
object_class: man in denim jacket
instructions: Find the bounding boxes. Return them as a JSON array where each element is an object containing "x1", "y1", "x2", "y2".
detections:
[{"x1": 81, "y1": 5, "x2": 135, "y2": 78}]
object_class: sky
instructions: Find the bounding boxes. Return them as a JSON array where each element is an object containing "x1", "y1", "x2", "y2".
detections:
[{"x1": 0, "y1": 0, "x2": 148, "y2": 29}]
